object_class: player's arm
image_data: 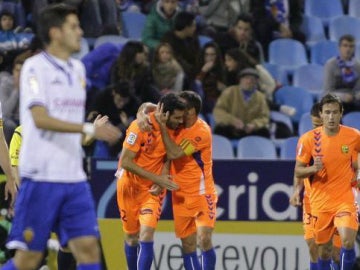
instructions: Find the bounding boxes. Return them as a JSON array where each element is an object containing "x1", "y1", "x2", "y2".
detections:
[
  {"x1": 121, "y1": 148, "x2": 178, "y2": 191},
  {"x1": 294, "y1": 156, "x2": 323, "y2": 178},
  {"x1": 289, "y1": 175, "x2": 304, "y2": 207},
  {"x1": 136, "y1": 102, "x2": 157, "y2": 132},
  {"x1": 9, "y1": 127, "x2": 21, "y2": 186},
  {"x1": 149, "y1": 160, "x2": 170, "y2": 196},
  {"x1": 30, "y1": 106, "x2": 121, "y2": 144}
]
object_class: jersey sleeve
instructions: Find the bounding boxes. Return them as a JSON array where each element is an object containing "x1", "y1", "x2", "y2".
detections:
[
  {"x1": 122, "y1": 120, "x2": 143, "y2": 153},
  {"x1": 180, "y1": 123, "x2": 211, "y2": 156},
  {"x1": 296, "y1": 132, "x2": 313, "y2": 164},
  {"x1": 9, "y1": 126, "x2": 21, "y2": 166}
]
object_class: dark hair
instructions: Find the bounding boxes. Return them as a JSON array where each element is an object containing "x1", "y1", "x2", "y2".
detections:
[
  {"x1": 111, "y1": 80, "x2": 132, "y2": 97},
  {"x1": 234, "y1": 13, "x2": 253, "y2": 27},
  {"x1": 179, "y1": 91, "x2": 202, "y2": 115},
  {"x1": 225, "y1": 48, "x2": 253, "y2": 69},
  {"x1": 339, "y1": 34, "x2": 355, "y2": 46},
  {"x1": 174, "y1": 11, "x2": 195, "y2": 31},
  {"x1": 160, "y1": 92, "x2": 186, "y2": 115},
  {"x1": 0, "y1": 10, "x2": 15, "y2": 30},
  {"x1": 199, "y1": 42, "x2": 224, "y2": 79},
  {"x1": 319, "y1": 94, "x2": 343, "y2": 113},
  {"x1": 310, "y1": 102, "x2": 321, "y2": 118},
  {"x1": 37, "y1": 4, "x2": 78, "y2": 45}
]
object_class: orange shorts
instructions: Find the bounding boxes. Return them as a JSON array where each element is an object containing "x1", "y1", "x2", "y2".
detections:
[
  {"x1": 312, "y1": 206, "x2": 358, "y2": 245},
  {"x1": 303, "y1": 196, "x2": 314, "y2": 240},
  {"x1": 117, "y1": 177, "x2": 166, "y2": 234},
  {"x1": 172, "y1": 193, "x2": 217, "y2": 239}
]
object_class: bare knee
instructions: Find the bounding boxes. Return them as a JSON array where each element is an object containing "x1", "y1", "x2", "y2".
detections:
[
  {"x1": 125, "y1": 233, "x2": 139, "y2": 246},
  {"x1": 318, "y1": 241, "x2": 333, "y2": 260},
  {"x1": 68, "y1": 236, "x2": 100, "y2": 264},
  {"x1": 197, "y1": 227, "x2": 213, "y2": 251},
  {"x1": 13, "y1": 250, "x2": 43, "y2": 270},
  {"x1": 181, "y1": 234, "x2": 197, "y2": 254},
  {"x1": 306, "y1": 239, "x2": 318, "y2": 262},
  {"x1": 139, "y1": 226, "x2": 155, "y2": 242}
]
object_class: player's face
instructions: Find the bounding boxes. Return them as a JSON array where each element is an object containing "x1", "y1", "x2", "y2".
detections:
[
  {"x1": 311, "y1": 116, "x2": 322, "y2": 128},
  {"x1": 58, "y1": 14, "x2": 83, "y2": 54},
  {"x1": 184, "y1": 107, "x2": 197, "y2": 126},
  {"x1": 320, "y1": 102, "x2": 343, "y2": 133},
  {"x1": 166, "y1": 109, "x2": 184, "y2": 130}
]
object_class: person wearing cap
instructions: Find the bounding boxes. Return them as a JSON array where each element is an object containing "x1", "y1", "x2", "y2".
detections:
[{"x1": 213, "y1": 67, "x2": 270, "y2": 139}]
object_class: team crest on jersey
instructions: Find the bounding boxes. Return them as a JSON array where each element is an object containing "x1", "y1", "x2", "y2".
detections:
[
  {"x1": 23, "y1": 227, "x2": 34, "y2": 243},
  {"x1": 341, "y1": 145, "x2": 349, "y2": 154},
  {"x1": 126, "y1": 132, "x2": 137, "y2": 145},
  {"x1": 29, "y1": 76, "x2": 40, "y2": 95}
]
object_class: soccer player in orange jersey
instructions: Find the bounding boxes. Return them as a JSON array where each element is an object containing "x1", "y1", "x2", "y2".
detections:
[
  {"x1": 155, "y1": 91, "x2": 217, "y2": 270},
  {"x1": 116, "y1": 93, "x2": 184, "y2": 270},
  {"x1": 295, "y1": 94, "x2": 360, "y2": 270}
]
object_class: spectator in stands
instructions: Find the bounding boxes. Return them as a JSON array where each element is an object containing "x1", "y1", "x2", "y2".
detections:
[
  {"x1": 111, "y1": 40, "x2": 160, "y2": 103},
  {"x1": 213, "y1": 68, "x2": 270, "y2": 139},
  {"x1": 196, "y1": 41, "x2": 226, "y2": 114},
  {"x1": 162, "y1": 11, "x2": 200, "y2": 89},
  {"x1": 250, "y1": 0, "x2": 305, "y2": 59},
  {"x1": 215, "y1": 13, "x2": 262, "y2": 62},
  {"x1": 198, "y1": 0, "x2": 250, "y2": 33},
  {"x1": 323, "y1": 34, "x2": 360, "y2": 113},
  {"x1": 0, "y1": 51, "x2": 31, "y2": 144},
  {"x1": 152, "y1": 42, "x2": 184, "y2": 94},
  {"x1": 142, "y1": 0, "x2": 180, "y2": 51}
]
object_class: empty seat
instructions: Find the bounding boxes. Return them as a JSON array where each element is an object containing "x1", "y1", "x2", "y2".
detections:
[
  {"x1": 121, "y1": 12, "x2": 146, "y2": 40},
  {"x1": 298, "y1": 112, "x2": 313, "y2": 135},
  {"x1": 94, "y1": 35, "x2": 129, "y2": 48},
  {"x1": 310, "y1": 40, "x2": 338, "y2": 65},
  {"x1": 212, "y1": 134, "x2": 234, "y2": 159},
  {"x1": 263, "y1": 62, "x2": 289, "y2": 85},
  {"x1": 328, "y1": 16, "x2": 360, "y2": 42},
  {"x1": 274, "y1": 86, "x2": 314, "y2": 124},
  {"x1": 293, "y1": 64, "x2": 324, "y2": 100},
  {"x1": 236, "y1": 136, "x2": 277, "y2": 159},
  {"x1": 342, "y1": 112, "x2": 360, "y2": 130},
  {"x1": 268, "y1": 39, "x2": 308, "y2": 75},
  {"x1": 301, "y1": 15, "x2": 327, "y2": 48},
  {"x1": 280, "y1": 136, "x2": 300, "y2": 160},
  {"x1": 304, "y1": 0, "x2": 344, "y2": 26},
  {"x1": 270, "y1": 111, "x2": 294, "y2": 134},
  {"x1": 349, "y1": 0, "x2": 360, "y2": 18}
]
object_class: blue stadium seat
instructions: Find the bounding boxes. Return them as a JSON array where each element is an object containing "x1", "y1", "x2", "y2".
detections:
[
  {"x1": 121, "y1": 12, "x2": 146, "y2": 40},
  {"x1": 268, "y1": 39, "x2": 308, "y2": 76},
  {"x1": 72, "y1": 38, "x2": 90, "y2": 60},
  {"x1": 198, "y1": 35, "x2": 213, "y2": 48},
  {"x1": 349, "y1": 0, "x2": 360, "y2": 18},
  {"x1": 356, "y1": 43, "x2": 360, "y2": 61},
  {"x1": 301, "y1": 15, "x2": 327, "y2": 48},
  {"x1": 342, "y1": 112, "x2": 360, "y2": 130},
  {"x1": 236, "y1": 136, "x2": 277, "y2": 159},
  {"x1": 304, "y1": 0, "x2": 344, "y2": 26},
  {"x1": 206, "y1": 113, "x2": 215, "y2": 132},
  {"x1": 280, "y1": 136, "x2": 299, "y2": 160},
  {"x1": 298, "y1": 112, "x2": 313, "y2": 135},
  {"x1": 310, "y1": 40, "x2": 338, "y2": 65},
  {"x1": 263, "y1": 62, "x2": 289, "y2": 85},
  {"x1": 274, "y1": 86, "x2": 314, "y2": 124},
  {"x1": 212, "y1": 134, "x2": 235, "y2": 159},
  {"x1": 293, "y1": 64, "x2": 324, "y2": 100},
  {"x1": 329, "y1": 16, "x2": 360, "y2": 42},
  {"x1": 94, "y1": 35, "x2": 129, "y2": 48},
  {"x1": 270, "y1": 111, "x2": 294, "y2": 134}
]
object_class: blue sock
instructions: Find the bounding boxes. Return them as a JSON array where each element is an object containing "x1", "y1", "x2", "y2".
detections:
[
  {"x1": 77, "y1": 263, "x2": 101, "y2": 270},
  {"x1": 125, "y1": 241, "x2": 138, "y2": 270},
  {"x1": 183, "y1": 251, "x2": 201, "y2": 270},
  {"x1": 318, "y1": 258, "x2": 331, "y2": 270},
  {"x1": 1, "y1": 259, "x2": 17, "y2": 270},
  {"x1": 310, "y1": 261, "x2": 318, "y2": 270},
  {"x1": 340, "y1": 247, "x2": 355, "y2": 270},
  {"x1": 137, "y1": 241, "x2": 154, "y2": 270},
  {"x1": 201, "y1": 248, "x2": 216, "y2": 270},
  {"x1": 330, "y1": 259, "x2": 340, "y2": 270}
]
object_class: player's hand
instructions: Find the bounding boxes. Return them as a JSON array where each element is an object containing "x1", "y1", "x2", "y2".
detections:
[
  {"x1": 155, "y1": 175, "x2": 179, "y2": 191},
  {"x1": 154, "y1": 103, "x2": 168, "y2": 127},
  {"x1": 94, "y1": 123, "x2": 122, "y2": 144},
  {"x1": 93, "y1": 114, "x2": 109, "y2": 127},
  {"x1": 4, "y1": 178, "x2": 17, "y2": 207},
  {"x1": 313, "y1": 156, "x2": 323, "y2": 172},
  {"x1": 289, "y1": 192, "x2": 301, "y2": 207},
  {"x1": 149, "y1": 184, "x2": 163, "y2": 196}
]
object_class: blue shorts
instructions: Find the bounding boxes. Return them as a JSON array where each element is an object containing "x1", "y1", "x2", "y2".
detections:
[{"x1": 6, "y1": 178, "x2": 99, "y2": 251}]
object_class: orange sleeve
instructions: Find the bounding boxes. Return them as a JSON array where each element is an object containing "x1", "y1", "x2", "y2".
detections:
[
  {"x1": 123, "y1": 121, "x2": 143, "y2": 153},
  {"x1": 180, "y1": 122, "x2": 210, "y2": 156},
  {"x1": 296, "y1": 132, "x2": 313, "y2": 164}
]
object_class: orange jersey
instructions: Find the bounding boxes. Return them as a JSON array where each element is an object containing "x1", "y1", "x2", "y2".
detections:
[
  {"x1": 297, "y1": 125, "x2": 360, "y2": 213},
  {"x1": 171, "y1": 118, "x2": 216, "y2": 196},
  {"x1": 117, "y1": 113, "x2": 167, "y2": 190}
]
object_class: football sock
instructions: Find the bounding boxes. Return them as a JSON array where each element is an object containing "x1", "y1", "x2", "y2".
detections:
[
  {"x1": 310, "y1": 261, "x2": 318, "y2": 270},
  {"x1": 183, "y1": 251, "x2": 201, "y2": 270},
  {"x1": 137, "y1": 241, "x2": 154, "y2": 270},
  {"x1": 201, "y1": 248, "x2": 216, "y2": 270},
  {"x1": 318, "y1": 258, "x2": 331, "y2": 270},
  {"x1": 125, "y1": 241, "x2": 138, "y2": 270},
  {"x1": 77, "y1": 263, "x2": 101, "y2": 270},
  {"x1": 340, "y1": 247, "x2": 355, "y2": 270},
  {"x1": 1, "y1": 259, "x2": 17, "y2": 270}
]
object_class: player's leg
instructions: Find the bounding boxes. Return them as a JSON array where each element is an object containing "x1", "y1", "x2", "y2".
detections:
[
  {"x1": 59, "y1": 181, "x2": 102, "y2": 270},
  {"x1": 137, "y1": 190, "x2": 165, "y2": 270},
  {"x1": 303, "y1": 201, "x2": 318, "y2": 270},
  {"x1": 335, "y1": 211, "x2": 358, "y2": 270},
  {"x1": 181, "y1": 233, "x2": 201, "y2": 270},
  {"x1": 331, "y1": 231, "x2": 341, "y2": 270},
  {"x1": 306, "y1": 238, "x2": 318, "y2": 270}
]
